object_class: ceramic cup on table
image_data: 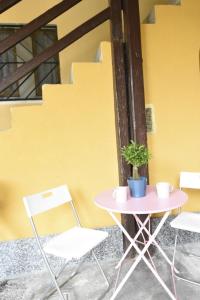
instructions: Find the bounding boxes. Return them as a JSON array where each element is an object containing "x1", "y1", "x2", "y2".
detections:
[
  {"x1": 112, "y1": 186, "x2": 129, "y2": 203},
  {"x1": 156, "y1": 182, "x2": 173, "y2": 199}
]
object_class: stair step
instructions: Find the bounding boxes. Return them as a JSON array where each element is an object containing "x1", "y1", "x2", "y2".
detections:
[
  {"x1": 69, "y1": 42, "x2": 111, "y2": 85},
  {"x1": 144, "y1": 0, "x2": 181, "y2": 24}
]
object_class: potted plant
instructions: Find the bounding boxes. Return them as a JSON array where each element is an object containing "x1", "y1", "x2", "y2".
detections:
[{"x1": 121, "y1": 141, "x2": 151, "y2": 197}]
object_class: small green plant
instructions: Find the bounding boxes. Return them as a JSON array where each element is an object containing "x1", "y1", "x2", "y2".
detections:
[{"x1": 121, "y1": 141, "x2": 151, "y2": 180}]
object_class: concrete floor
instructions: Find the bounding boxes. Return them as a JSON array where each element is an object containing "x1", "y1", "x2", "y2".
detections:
[{"x1": 1, "y1": 243, "x2": 200, "y2": 300}]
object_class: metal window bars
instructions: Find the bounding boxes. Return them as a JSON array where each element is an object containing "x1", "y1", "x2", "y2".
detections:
[{"x1": 0, "y1": 25, "x2": 60, "y2": 102}]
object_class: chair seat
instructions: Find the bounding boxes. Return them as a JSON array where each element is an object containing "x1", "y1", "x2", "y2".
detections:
[
  {"x1": 43, "y1": 226, "x2": 108, "y2": 259},
  {"x1": 170, "y1": 212, "x2": 200, "y2": 233}
]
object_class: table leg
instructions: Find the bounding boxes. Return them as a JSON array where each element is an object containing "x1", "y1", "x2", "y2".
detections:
[
  {"x1": 115, "y1": 214, "x2": 151, "y2": 269},
  {"x1": 134, "y1": 215, "x2": 178, "y2": 272},
  {"x1": 109, "y1": 211, "x2": 176, "y2": 300},
  {"x1": 135, "y1": 217, "x2": 157, "y2": 270}
]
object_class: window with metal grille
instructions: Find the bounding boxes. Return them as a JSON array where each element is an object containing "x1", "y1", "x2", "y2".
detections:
[{"x1": 0, "y1": 24, "x2": 60, "y2": 101}]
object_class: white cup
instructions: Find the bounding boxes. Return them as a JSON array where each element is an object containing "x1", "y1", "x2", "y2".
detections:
[
  {"x1": 156, "y1": 182, "x2": 173, "y2": 199},
  {"x1": 112, "y1": 186, "x2": 129, "y2": 203}
]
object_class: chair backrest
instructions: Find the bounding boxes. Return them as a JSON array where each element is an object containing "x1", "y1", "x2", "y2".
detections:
[
  {"x1": 23, "y1": 185, "x2": 72, "y2": 217},
  {"x1": 180, "y1": 172, "x2": 200, "y2": 189}
]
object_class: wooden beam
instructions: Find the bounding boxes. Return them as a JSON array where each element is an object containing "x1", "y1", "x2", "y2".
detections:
[
  {"x1": 0, "y1": 0, "x2": 22, "y2": 14},
  {"x1": 109, "y1": 0, "x2": 137, "y2": 256},
  {"x1": 109, "y1": 0, "x2": 130, "y2": 185},
  {"x1": 0, "y1": 8, "x2": 110, "y2": 94},
  {"x1": 122, "y1": 0, "x2": 151, "y2": 254},
  {"x1": 0, "y1": 0, "x2": 82, "y2": 55},
  {"x1": 122, "y1": 0, "x2": 147, "y2": 149}
]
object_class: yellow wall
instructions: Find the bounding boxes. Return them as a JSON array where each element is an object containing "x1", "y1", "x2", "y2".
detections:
[
  {"x1": 0, "y1": 42, "x2": 119, "y2": 239},
  {"x1": 0, "y1": 0, "x2": 113, "y2": 240},
  {"x1": 142, "y1": 0, "x2": 200, "y2": 211}
]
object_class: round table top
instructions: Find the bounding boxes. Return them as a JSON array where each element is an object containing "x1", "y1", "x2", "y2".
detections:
[{"x1": 94, "y1": 185, "x2": 188, "y2": 214}]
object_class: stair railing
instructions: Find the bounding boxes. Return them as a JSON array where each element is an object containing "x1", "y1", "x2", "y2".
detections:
[{"x1": 0, "y1": 0, "x2": 82, "y2": 55}]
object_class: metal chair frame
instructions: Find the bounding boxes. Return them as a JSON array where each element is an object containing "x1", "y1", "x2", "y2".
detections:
[
  {"x1": 23, "y1": 185, "x2": 109, "y2": 300},
  {"x1": 171, "y1": 172, "x2": 200, "y2": 288}
]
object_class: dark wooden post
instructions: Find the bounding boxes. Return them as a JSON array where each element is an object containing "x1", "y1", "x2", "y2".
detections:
[
  {"x1": 122, "y1": 0, "x2": 147, "y2": 147},
  {"x1": 109, "y1": 0, "x2": 138, "y2": 254},
  {"x1": 109, "y1": 0, "x2": 130, "y2": 184},
  {"x1": 122, "y1": 0, "x2": 152, "y2": 252}
]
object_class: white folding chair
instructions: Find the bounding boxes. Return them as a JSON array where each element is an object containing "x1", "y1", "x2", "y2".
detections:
[
  {"x1": 170, "y1": 171, "x2": 200, "y2": 286},
  {"x1": 23, "y1": 185, "x2": 109, "y2": 300}
]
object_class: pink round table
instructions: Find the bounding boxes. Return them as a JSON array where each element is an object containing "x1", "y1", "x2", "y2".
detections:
[
  {"x1": 94, "y1": 185, "x2": 188, "y2": 214},
  {"x1": 94, "y1": 185, "x2": 188, "y2": 300}
]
